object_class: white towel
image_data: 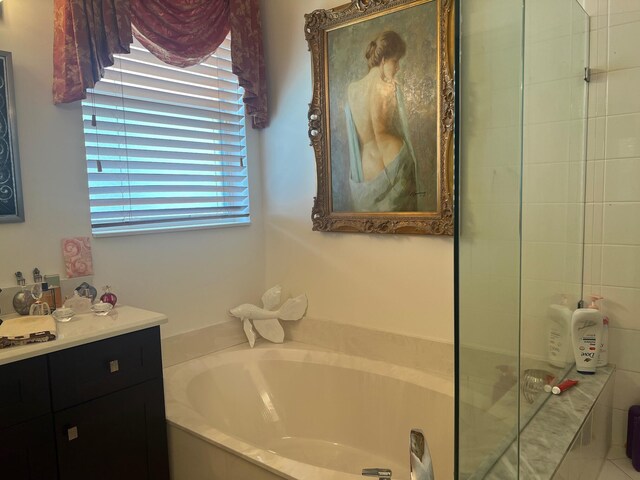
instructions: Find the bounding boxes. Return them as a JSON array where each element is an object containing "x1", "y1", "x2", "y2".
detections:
[{"x1": 0, "y1": 315, "x2": 57, "y2": 349}]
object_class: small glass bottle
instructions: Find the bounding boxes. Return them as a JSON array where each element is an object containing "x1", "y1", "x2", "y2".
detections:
[{"x1": 100, "y1": 286, "x2": 118, "y2": 307}]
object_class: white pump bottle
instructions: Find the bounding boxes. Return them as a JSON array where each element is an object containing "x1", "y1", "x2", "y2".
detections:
[{"x1": 571, "y1": 295, "x2": 604, "y2": 374}]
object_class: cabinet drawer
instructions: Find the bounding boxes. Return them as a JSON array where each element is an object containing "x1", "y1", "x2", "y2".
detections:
[
  {"x1": 49, "y1": 327, "x2": 162, "y2": 411},
  {"x1": 0, "y1": 355, "x2": 51, "y2": 429}
]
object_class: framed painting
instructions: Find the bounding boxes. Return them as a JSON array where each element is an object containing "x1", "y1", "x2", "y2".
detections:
[
  {"x1": 0, "y1": 50, "x2": 24, "y2": 223},
  {"x1": 305, "y1": 0, "x2": 454, "y2": 235}
]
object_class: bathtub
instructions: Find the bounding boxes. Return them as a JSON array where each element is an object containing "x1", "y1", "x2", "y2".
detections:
[{"x1": 163, "y1": 342, "x2": 454, "y2": 480}]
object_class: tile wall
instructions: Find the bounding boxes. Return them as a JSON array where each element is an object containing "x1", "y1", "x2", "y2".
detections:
[
  {"x1": 520, "y1": 0, "x2": 589, "y2": 376},
  {"x1": 458, "y1": 0, "x2": 524, "y2": 475},
  {"x1": 583, "y1": 0, "x2": 640, "y2": 447}
]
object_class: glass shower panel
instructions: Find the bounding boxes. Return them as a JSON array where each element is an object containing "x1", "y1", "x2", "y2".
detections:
[
  {"x1": 457, "y1": 0, "x2": 524, "y2": 478},
  {"x1": 457, "y1": 0, "x2": 590, "y2": 478},
  {"x1": 519, "y1": 0, "x2": 589, "y2": 425}
]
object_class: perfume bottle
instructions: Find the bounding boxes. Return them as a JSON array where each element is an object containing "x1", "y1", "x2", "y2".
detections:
[{"x1": 100, "y1": 286, "x2": 118, "y2": 307}]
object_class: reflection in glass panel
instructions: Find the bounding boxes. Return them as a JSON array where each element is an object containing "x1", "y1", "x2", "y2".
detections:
[
  {"x1": 519, "y1": 0, "x2": 590, "y2": 427},
  {"x1": 457, "y1": 0, "x2": 524, "y2": 477}
]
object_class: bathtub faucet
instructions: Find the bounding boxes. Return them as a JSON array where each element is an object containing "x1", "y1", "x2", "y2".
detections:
[{"x1": 361, "y1": 468, "x2": 392, "y2": 479}]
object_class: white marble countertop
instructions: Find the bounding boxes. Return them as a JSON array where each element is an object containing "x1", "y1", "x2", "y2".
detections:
[
  {"x1": 0, "y1": 305, "x2": 167, "y2": 366},
  {"x1": 482, "y1": 364, "x2": 616, "y2": 480}
]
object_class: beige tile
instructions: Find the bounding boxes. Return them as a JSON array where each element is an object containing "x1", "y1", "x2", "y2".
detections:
[
  {"x1": 589, "y1": 73, "x2": 608, "y2": 118},
  {"x1": 606, "y1": 113, "x2": 640, "y2": 159},
  {"x1": 472, "y1": 126, "x2": 522, "y2": 168},
  {"x1": 597, "y1": 461, "x2": 633, "y2": 480},
  {"x1": 612, "y1": 369, "x2": 640, "y2": 410},
  {"x1": 522, "y1": 242, "x2": 570, "y2": 282},
  {"x1": 612, "y1": 407, "x2": 628, "y2": 446},
  {"x1": 525, "y1": 78, "x2": 581, "y2": 125},
  {"x1": 596, "y1": 21, "x2": 610, "y2": 72},
  {"x1": 593, "y1": 203, "x2": 605, "y2": 245},
  {"x1": 585, "y1": 203, "x2": 595, "y2": 242},
  {"x1": 603, "y1": 203, "x2": 640, "y2": 245},
  {"x1": 608, "y1": 328, "x2": 640, "y2": 373},
  {"x1": 162, "y1": 320, "x2": 246, "y2": 367},
  {"x1": 610, "y1": 0, "x2": 640, "y2": 16},
  {"x1": 602, "y1": 245, "x2": 640, "y2": 288},
  {"x1": 523, "y1": 163, "x2": 570, "y2": 203},
  {"x1": 167, "y1": 425, "x2": 229, "y2": 480},
  {"x1": 609, "y1": 22, "x2": 640, "y2": 70},
  {"x1": 524, "y1": 121, "x2": 572, "y2": 164},
  {"x1": 226, "y1": 455, "x2": 282, "y2": 480},
  {"x1": 282, "y1": 317, "x2": 455, "y2": 378},
  {"x1": 612, "y1": 457, "x2": 640, "y2": 479},
  {"x1": 608, "y1": 445, "x2": 629, "y2": 460},
  {"x1": 584, "y1": 245, "x2": 603, "y2": 286},
  {"x1": 586, "y1": 160, "x2": 606, "y2": 203},
  {"x1": 522, "y1": 203, "x2": 583, "y2": 244},
  {"x1": 526, "y1": 0, "x2": 573, "y2": 43},
  {"x1": 563, "y1": 435, "x2": 584, "y2": 480},
  {"x1": 610, "y1": 0, "x2": 640, "y2": 26},
  {"x1": 601, "y1": 286, "x2": 640, "y2": 330},
  {"x1": 588, "y1": 117, "x2": 607, "y2": 161},
  {"x1": 598, "y1": 0, "x2": 609, "y2": 17},
  {"x1": 607, "y1": 68, "x2": 640, "y2": 115},
  {"x1": 604, "y1": 158, "x2": 640, "y2": 202},
  {"x1": 525, "y1": 36, "x2": 573, "y2": 85}
]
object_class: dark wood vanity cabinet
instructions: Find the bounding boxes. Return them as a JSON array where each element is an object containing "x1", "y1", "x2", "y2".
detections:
[{"x1": 0, "y1": 327, "x2": 169, "y2": 480}]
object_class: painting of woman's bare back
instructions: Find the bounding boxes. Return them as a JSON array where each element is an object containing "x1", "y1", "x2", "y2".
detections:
[{"x1": 306, "y1": 0, "x2": 454, "y2": 235}]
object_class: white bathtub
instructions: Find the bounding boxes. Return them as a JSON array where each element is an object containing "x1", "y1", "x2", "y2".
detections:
[{"x1": 164, "y1": 342, "x2": 453, "y2": 480}]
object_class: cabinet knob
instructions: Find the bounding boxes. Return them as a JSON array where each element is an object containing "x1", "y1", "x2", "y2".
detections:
[
  {"x1": 109, "y1": 359, "x2": 119, "y2": 373},
  {"x1": 67, "y1": 426, "x2": 79, "y2": 441}
]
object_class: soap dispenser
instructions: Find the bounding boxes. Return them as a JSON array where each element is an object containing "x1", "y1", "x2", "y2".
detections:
[{"x1": 571, "y1": 295, "x2": 604, "y2": 374}]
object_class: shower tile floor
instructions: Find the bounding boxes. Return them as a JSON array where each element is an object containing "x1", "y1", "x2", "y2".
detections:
[{"x1": 597, "y1": 446, "x2": 640, "y2": 479}]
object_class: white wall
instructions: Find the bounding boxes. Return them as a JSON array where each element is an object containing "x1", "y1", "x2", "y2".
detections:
[
  {"x1": 0, "y1": 0, "x2": 454, "y2": 344},
  {"x1": 583, "y1": 0, "x2": 640, "y2": 447},
  {"x1": 259, "y1": 0, "x2": 454, "y2": 343},
  {"x1": 0, "y1": 0, "x2": 266, "y2": 338}
]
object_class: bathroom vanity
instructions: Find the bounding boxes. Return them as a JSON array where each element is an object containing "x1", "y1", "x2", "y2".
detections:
[{"x1": 0, "y1": 306, "x2": 169, "y2": 480}]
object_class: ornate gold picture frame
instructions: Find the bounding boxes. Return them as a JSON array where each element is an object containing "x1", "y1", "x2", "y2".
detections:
[{"x1": 305, "y1": 0, "x2": 454, "y2": 235}]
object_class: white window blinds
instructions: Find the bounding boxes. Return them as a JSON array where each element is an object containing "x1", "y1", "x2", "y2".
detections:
[{"x1": 81, "y1": 36, "x2": 249, "y2": 236}]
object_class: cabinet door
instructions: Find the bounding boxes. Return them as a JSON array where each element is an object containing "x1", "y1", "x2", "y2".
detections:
[
  {"x1": 0, "y1": 355, "x2": 51, "y2": 429},
  {"x1": 55, "y1": 379, "x2": 169, "y2": 480},
  {"x1": 0, "y1": 415, "x2": 58, "y2": 480}
]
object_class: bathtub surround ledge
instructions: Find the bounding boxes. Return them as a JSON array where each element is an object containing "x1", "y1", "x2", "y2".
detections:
[
  {"x1": 162, "y1": 317, "x2": 455, "y2": 380},
  {"x1": 484, "y1": 365, "x2": 615, "y2": 480},
  {"x1": 282, "y1": 317, "x2": 454, "y2": 379},
  {"x1": 161, "y1": 320, "x2": 247, "y2": 367}
]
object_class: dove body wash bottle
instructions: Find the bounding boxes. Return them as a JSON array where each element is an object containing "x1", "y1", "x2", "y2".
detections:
[{"x1": 571, "y1": 304, "x2": 604, "y2": 374}]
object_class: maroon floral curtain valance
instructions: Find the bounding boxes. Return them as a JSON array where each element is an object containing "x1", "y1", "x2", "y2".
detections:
[
  {"x1": 53, "y1": 0, "x2": 268, "y2": 129},
  {"x1": 53, "y1": 0, "x2": 132, "y2": 104},
  {"x1": 130, "y1": 0, "x2": 230, "y2": 68},
  {"x1": 229, "y1": 0, "x2": 268, "y2": 129}
]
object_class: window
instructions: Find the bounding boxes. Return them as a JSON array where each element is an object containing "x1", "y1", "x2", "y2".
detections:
[{"x1": 81, "y1": 36, "x2": 249, "y2": 236}]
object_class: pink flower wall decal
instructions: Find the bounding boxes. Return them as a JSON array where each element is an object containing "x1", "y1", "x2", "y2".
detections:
[{"x1": 62, "y1": 237, "x2": 94, "y2": 278}]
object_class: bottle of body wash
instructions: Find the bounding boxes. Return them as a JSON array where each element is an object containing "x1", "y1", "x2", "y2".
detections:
[
  {"x1": 586, "y1": 295, "x2": 610, "y2": 367},
  {"x1": 571, "y1": 299, "x2": 604, "y2": 374},
  {"x1": 548, "y1": 296, "x2": 574, "y2": 369}
]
